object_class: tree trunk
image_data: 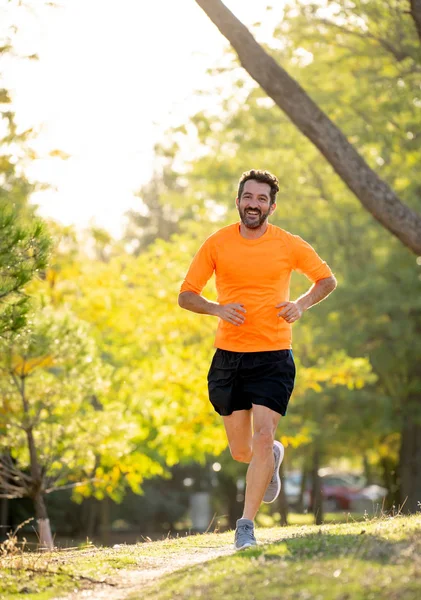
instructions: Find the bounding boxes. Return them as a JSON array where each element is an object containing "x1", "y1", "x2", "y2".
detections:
[
  {"x1": 34, "y1": 491, "x2": 54, "y2": 549},
  {"x1": 26, "y1": 427, "x2": 53, "y2": 549},
  {"x1": 216, "y1": 471, "x2": 243, "y2": 530},
  {"x1": 0, "y1": 498, "x2": 8, "y2": 537},
  {"x1": 100, "y1": 497, "x2": 110, "y2": 546},
  {"x1": 398, "y1": 414, "x2": 421, "y2": 514},
  {"x1": 278, "y1": 461, "x2": 288, "y2": 526},
  {"x1": 363, "y1": 454, "x2": 373, "y2": 486},
  {"x1": 227, "y1": 477, "x2": 243, "y2": 530},
  {"x1": 194, "y1": 0, "x2": 421, "y2": 255},
  {"x1": 311, "y1": 442, "x2": 324, "y2": 525},
  {"x1": 297, "y1": 465, "x2": 308, "y2": 514},
  {"x1": 380, "y1": 456, "x2": 399, "y2": 511},
  {"x1": 86, "y1": 497, "x2": 98, "y2": 540},
  {"x1": 411, "y1": 0, "x2": 421, "y2": 43}
]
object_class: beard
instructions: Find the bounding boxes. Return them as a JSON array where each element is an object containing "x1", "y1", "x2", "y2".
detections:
[{"x1": 238, "y1": 206, "x2": 271, "y2": 229}]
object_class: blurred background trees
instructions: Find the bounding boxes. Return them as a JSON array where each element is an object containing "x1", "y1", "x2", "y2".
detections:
[{"x1": 1, "y1": 0, "x2": 420, "y2": 545}]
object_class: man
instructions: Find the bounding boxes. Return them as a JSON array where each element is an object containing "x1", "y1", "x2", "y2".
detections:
[{"x1": 178, "y1": 169, "x2": 336, "y2": 550}]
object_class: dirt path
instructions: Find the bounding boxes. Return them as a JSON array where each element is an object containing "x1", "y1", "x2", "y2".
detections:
[{"x1": 57, "y1": 543, "x2": 235, "y2": 600}]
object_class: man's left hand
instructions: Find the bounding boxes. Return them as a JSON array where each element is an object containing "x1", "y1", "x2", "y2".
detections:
[{"x1": 276, "y1": 301, "x2": 303, "y2": 323}]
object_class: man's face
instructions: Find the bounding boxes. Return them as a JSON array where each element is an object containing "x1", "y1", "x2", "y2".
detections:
[{"x1": 236, "y1": 180, "x2": 276, "y2": 229}]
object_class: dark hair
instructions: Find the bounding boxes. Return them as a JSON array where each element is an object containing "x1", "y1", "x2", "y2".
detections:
[{"x1": 237, "y1": 169, "x2": 279, "y2": 205}]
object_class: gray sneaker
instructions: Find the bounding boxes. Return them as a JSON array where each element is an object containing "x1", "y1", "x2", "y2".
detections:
[
  {"x1": 263, "y1": 440, "x2": 285, "y2": 503},
  {"x1": 234, "y1": 518, "x2": 256, "y2": 551}
]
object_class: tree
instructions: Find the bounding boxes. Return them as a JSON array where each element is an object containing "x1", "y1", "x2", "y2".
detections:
[
  {"x1": 194, "y1": 0, "x2": 421, "y2": 254},
  {"x1": 0, "y1": 308, "x2": 112, "y2": 548},
  {"x1": 123, "y1": 165, "x2": 188, "y2": 255}
]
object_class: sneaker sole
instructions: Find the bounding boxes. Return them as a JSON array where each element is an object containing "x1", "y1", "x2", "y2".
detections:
[
  {"x1": 263, "y1": 440, "x2": 284, "y2": 504},
  {"x1": 234, "y1": 542, "x2": 256, "y2": 551}
]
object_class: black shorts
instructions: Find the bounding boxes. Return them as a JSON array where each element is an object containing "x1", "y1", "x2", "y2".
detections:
[{"x1": 207, "y1": 349, "x2": 296, "y2": 417}]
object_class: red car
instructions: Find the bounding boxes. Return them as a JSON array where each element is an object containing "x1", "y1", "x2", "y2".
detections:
[
  {"x1": 309, "y1": 472, "x2": 364, "y2": 511},
  {"x1": 320, "y1": 473, "x2": 363, "y2": 511}
]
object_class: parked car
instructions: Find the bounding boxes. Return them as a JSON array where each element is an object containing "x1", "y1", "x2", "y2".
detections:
[
  {"x1": 317, "y1": 472, "x2": 363, "y2": 511},
  {"x1": 285, "y1": 469, "x2": 387, "y2": 512},
  {"x1": 317, "y1": 472, "x2": 387, "y2": 512}
]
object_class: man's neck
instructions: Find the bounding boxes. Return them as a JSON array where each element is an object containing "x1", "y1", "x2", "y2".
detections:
[{"x1": 239, "y1": 220, "x2": 269, "y2": 240}]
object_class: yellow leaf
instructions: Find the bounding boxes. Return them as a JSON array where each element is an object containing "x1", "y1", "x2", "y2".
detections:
[{"x1": 12, "y1": 354, "x2": 54, "y2": 375}]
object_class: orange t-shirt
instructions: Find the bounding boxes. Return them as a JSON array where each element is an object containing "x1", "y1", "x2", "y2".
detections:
[{"x1": 180, "y1": 223, "x2": 333, "y2": 352}]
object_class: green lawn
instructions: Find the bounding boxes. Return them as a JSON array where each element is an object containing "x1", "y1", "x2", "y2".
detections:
[{"x1": 0, "y1": 514, "x2": 419, "y2": 600}]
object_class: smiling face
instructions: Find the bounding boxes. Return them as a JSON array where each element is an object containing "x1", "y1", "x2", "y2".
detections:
[{"x1": 236, "y1": 179, "x2": 277, "y2": 229}]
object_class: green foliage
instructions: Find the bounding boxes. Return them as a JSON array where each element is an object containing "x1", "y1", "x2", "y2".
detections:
[
  {"x1": 0, "y1": 308, "x2": 108, "y2": 496},
  {"x1": 274, "y1": 0, "x2": 421, "y2": 449},
  {"x1": 123, "y1": 166, "x2": 190, "y2": 254},
  {"x1": 278, "y1": 0, "x2": 421, "y2": 210},
  {"x1": 36, "y1": 230, "x2": 229, "y2": 471},
  {"x1": 0, "y1": 206, "x2": 51, "y2": 335},
  {"x1": 0, "y1": 304, "x2": 166, "y2": 508}
]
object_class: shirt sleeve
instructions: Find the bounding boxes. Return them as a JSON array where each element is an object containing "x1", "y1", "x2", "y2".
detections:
[
  {"x1": 180, "y1": 237, "x2": 216, "y2": 294},
  {"x1": 289, "y1": 234, "x2": 333, "y2": 282}
]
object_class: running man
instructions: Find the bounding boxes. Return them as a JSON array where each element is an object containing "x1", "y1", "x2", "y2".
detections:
[{"x1": 178, "y1": 169, "x2": 336, "y2": 550}]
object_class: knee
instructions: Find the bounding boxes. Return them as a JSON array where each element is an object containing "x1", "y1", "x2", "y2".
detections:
[
  {"x1": 231, "y1": 447, "x2": 252, "y2": 463},
  {"x1": 252, "y1": 428, "x2": 274, "y2": 453}
]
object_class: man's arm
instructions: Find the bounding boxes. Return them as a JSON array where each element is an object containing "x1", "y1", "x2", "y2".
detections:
[
  {"x1": 276, "y1": 276, "x2": 337, "y2": 323},
  {"x1": 178, "y1": 291, "x2": 246, "y2": 327}
]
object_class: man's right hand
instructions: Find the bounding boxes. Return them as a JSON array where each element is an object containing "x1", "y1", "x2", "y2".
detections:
[{"x1": 214, "y1": 303, "x2": 246, "y2": 326}]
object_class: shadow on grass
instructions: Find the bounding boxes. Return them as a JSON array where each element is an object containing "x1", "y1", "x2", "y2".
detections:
[
  {"x1": 234, "y1": 529, "x2": 417, "y2": 565},
  {"x1": 133, "y1": 527, "x2": 421, "y2": 600}
]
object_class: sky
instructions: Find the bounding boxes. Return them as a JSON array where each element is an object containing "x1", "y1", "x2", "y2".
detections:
[{"x1": 3, "y1": 0, "x2": 284, "y2": 236}]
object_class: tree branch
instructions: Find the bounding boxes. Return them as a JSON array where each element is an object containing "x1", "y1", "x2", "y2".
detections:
[
  {"x1": 0, "y1": 468, "x2": 29, "y2": 498},
  {"x1": 0, "y1": 454, "x2": 32, "y2": 485},
  {"x1": 316, "y1": 17, "x2": 411, "y2": 62},
  {"x1": 44, "y1": 477, "x2": 103, "y2": 494},
  {"x1": 410, "y1": 0, "x2": 421, "y2": 43}
]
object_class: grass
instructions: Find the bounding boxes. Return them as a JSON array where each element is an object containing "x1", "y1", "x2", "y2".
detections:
[
  {"x1": 256, "y1": 511, "x2": 367, "y2": 528},
  {"x1": 140, "y1": 514, "x2": 421, "y2": 600},
  {"x1": 0, "y1": 514, "x2": 420, "y2": 600}
]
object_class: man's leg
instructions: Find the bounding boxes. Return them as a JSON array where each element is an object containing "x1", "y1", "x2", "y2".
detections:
[
  {"x1": 222, "y1": 409, "x2": 253, "y2": 464},
  {"x1": 222, "y1": 409, "x2": 256, "y2": 551},
  {"x1": 242, "y1": 405, "x2": 281, "y2": 521}
]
